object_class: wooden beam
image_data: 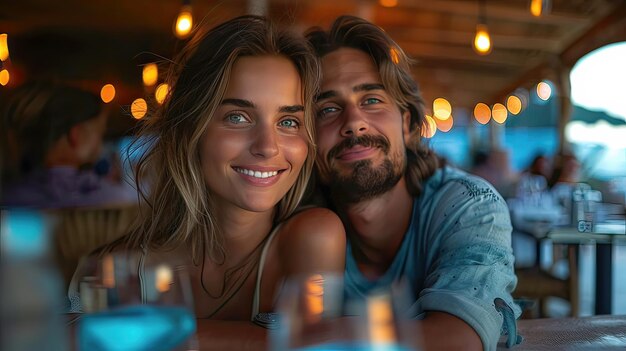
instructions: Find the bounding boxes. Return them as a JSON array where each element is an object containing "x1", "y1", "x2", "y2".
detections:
[
  {"x1": 398, "y1": 41, "x2": 545, "y2": 67},
  {"x1": 388, "y1": 27, "x2": 562, "y2": 53},
  {"x1": 391, "y1": 0, "x2": 591, "y2": 25}
]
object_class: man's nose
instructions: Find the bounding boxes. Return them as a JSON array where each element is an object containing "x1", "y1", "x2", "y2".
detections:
[
  {"x1": 340, "y1": 104, "x2": 369, "y2": 137},
  {"x1": 250, "y1": 123, "x2": 279, "y2": 158}
]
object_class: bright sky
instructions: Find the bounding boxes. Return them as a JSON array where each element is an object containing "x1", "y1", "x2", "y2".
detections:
[
  {"x1": 571, "y1": 42, "x2": 626, "y2": 121},
  {"x1": 568, "y1": 42, "x2": 626, "y2": 149}
]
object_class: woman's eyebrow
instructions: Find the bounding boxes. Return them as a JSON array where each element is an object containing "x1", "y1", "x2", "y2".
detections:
[
  {"x1": 221, "y1": 98, "x2": 254, "y2": 107},
  {"x1": 279, "y1": 105, "x2": 304, "y2": 113}
]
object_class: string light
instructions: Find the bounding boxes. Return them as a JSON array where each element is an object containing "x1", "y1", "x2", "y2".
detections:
[
  {"x1": 0, "y1": 34, "x2": 9, "y2": 61},
  {"x1": 473, "y1": 0, "x2": 492, "y2": 55},
  {"x1": 100, "y1": 84, "x2": 116, "y2": 103},
  {"x1": 142, "y1": 63, "x2": 158, "y2": 87},
  {"x1": 530, "y1": 0, "x2": 551, "y2": 17},
  {"x1": 131, "y1": 98, "x2": 148, "y2": 119},
  {"x1": 0, "y1": 69, "x2": 9, "y2": 86},
  {"x1": 174, "y1": 0, "x2": 193, "y2": 39}
]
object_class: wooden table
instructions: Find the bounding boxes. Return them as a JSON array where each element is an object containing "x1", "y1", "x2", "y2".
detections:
[
  {"x1": 498, "y1": 315, "x2": 626, "y2": 350},
  {"x1": 68, "y1": 314, "x2": 626, "y2": 350}
]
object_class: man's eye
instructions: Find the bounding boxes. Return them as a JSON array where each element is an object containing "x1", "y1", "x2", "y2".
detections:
[
  {"x1": 226, "y1": 113, "x2": 248, "y2": 124},
  {"x1": 363, "y1": 98, "x2": 382, "y2": 105},
  {"x1": 317, "y1": 106, "x2": 339, "y2": 118},
  {"x1": 279, "y1": 118, "x2": 300, "y2": 129}
]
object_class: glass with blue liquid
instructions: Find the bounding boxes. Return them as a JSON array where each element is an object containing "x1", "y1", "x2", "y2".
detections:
[
  {"x1": 77, "y1": 252, "x2": 197, "y2": 351},
  {"x1": 272, "y1": 273, "x2": 419, "y2": 351}
]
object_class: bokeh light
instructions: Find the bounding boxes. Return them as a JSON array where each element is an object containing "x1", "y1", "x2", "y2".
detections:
[
  {"x1": 536, "y1": 81, "x2": 552, "y2": 101},
  {"x1": 474, "y1": 103, "x2": 491, "y2": 124},
  {"x1": 100, "y1": 84, "x2": 116, "y2": 103},
  {"x1": 506, "y1": 95, "x2": 522, "y2": 115},
  {"x1": 155, "y1": 83, "x2": 169, "y2": 104},
  {"x1": 433, "y1": 98, "x2": 452, "y2": 120},
  {"x1": 422, "y1": 115, "x2": 437, "y2": 138},
  {"x1": 492, "y1": 103, "x2": 508, "y2": 124},
  {"x1": 142, "y1": 63, "x2": 158, "y2": 87},
  {"x1": 131, "y1": 98, "x2": 147, "y2": 119},
  {"x1": 435, "y1": 115, "x2": 454, "y2": 132}
]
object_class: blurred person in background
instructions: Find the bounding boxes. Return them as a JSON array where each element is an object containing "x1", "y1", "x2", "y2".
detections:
[
  {"x1": 548, "y1": 153, "x2": 581, "y2": 189},
  {"x1": 526, "y1": 154, "x2": 551, "y2": 181},
  {"x1": 0, "y1": 81, "x2": 137, "y2": 208}
]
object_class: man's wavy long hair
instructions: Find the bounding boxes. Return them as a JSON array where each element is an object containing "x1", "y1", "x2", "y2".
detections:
[
  {"x1": 123, "y1": 15, "x2": 320, "y2": 262},
  {"x1": 306, "y1": 15, "x2": 440, "y2": 197}
]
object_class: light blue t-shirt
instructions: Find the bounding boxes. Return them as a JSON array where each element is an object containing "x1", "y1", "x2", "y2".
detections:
[{"x1": 344, "y1": 166, "x2": 521, "y2": 350}]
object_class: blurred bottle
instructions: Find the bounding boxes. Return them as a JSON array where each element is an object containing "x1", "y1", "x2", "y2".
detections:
[{"x1": 1, "y1": 209, "x2": 69, "y2": 351}]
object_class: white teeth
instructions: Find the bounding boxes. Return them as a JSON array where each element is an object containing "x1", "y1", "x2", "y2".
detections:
[{"x1": 235, "y1": 168, "x2": 278, "y2": 179}]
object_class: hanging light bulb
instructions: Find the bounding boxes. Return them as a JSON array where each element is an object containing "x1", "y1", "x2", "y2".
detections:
[
  {"x1": 473, "y1": 24, "x2": 492, "y2": 55},
  {"x1": 142, "y1": 63, "x2": 158, "y2": 87},
  {"x1": 0, "y1": 33, "x2": 9, "y2": 61},
  {"x1": 473, "y1": 0, "x2": 491, "y2": 55},
  {"x1": 174, "y1": 0, "x2": 193, "y2": 39},
  {"x1": 530, "y1": 0, "x2": 551, "y2": 17}
]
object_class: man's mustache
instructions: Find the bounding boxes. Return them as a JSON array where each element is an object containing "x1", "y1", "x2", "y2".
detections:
[{"x1": 327, "y1": 135, "x2": 390, "y2": 161}]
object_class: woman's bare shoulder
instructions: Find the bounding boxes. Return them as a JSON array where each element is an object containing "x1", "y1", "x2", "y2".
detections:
[
  {"x1": 280, "y1": 207, "x2": 345, "y2": 240},
  {"x1": 275, "y1": 207, "x2": 346, "y2": 275}
]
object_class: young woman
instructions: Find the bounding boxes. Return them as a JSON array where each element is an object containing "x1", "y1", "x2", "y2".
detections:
[{"x1": 70, "y1": 15, "x2": 345, "y2": 323}]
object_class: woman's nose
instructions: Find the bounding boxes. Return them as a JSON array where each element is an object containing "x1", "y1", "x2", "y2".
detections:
[{"x1": 250, "y1": 124, "x2": 279, "y2": 158}]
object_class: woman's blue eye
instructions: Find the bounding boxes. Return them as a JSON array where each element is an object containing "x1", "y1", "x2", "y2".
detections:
[
  {"x1": 227, "y1": 114, "x2": 247, "y2": 124},
  {"x1": 279, "y1": 118, "x2": 299, "y2": 128}
]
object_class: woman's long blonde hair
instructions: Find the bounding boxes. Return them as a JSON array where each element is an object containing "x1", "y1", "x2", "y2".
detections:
[{"x1": 123, "y1": 15, "x2": 320, "y2": 262}]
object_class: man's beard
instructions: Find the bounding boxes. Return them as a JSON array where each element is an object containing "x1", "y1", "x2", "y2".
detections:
[{"x1": 324, "y1": 135, "x2": 405, "y2": 204}]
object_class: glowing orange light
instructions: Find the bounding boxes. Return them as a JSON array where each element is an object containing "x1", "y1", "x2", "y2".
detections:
[
  {"x1": 131, "y1": 98, "x2": 148, "y2": 119},
  {"x1": 474, "y1": 103, "x2": 491, "y2": 125},
  {"x1": 379, "y1": 0, "x2": 398, "y2": 8},
  {"x1": 175, "y1": 6, "x2": 193, "y2": 39},
  {"x1": 473, "y1": 24, "x2": 491, "y2": 55},
  {"x1": 389, "y1": 47, "x2": 400, "y2": 64},
  {"x1": 422, "y1": 115, "x2": 437, "y2": 138},
  {"x1": 142, "y1": 63, "x2": 158, "y2": 87},
  {"x1": 100, "y1": 84, "x2": 116, "y2": 103},
  {"x1": 305, "y1": 274, "x2": 324, "y2": 323},
  {"x1": 155, "y1": 83, "x2": 170, "y2": 104},
  {"x1": 0, "y1": 69, "x2": 9, "y2": 86},
  {"x1": 506, "y1": 95, "x2": 522, "y2": 115},
  {"x1": 530, "y1": 0, "x2": 543, "y2": 17},
  {"x1": 492, "y1": 103, "x2": 508, "y2": 124},
  {"x1": 367, "y1": 294, "x2": 397, "y2": 345},
  {"x1": 433, "y1": 98, "x2": 452, "y2": 120},
  {"x1": 435, "y1": 115, "x2": 454, "y2": 132},
  {"x1": 0, "y1": 34, "x2": 9, "y2": 61},
  {"x1": 155, "y1": 264, "x2": 173, "y2": 293}
]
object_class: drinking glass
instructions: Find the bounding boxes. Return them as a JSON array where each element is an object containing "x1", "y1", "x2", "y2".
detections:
[
  {"x1": 271, "y1": 273, "x2": 417, "y2": 350},
  {"x1": 76, "y1": 251, "x2": 197, "y2": 351}
]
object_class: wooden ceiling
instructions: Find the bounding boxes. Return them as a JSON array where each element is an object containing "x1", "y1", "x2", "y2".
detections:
[{"x1": 2, "y1": 0, "x2": 626, "y2": 135}]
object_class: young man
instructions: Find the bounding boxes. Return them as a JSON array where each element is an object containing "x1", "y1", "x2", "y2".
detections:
[{"x1": 306, "y1": 16, "x2": 521, "y2": 351}]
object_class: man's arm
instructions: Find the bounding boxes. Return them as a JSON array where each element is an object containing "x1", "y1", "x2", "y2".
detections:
[
  {"x1": 416, "y1": 173, "x2": 520, "y2": 350},
  {"x1": 418, "y1": 312, "x2": 482, "y2": 351}
]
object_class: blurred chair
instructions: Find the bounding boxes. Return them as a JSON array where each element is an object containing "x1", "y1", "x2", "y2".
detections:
[
  {"x1": 513, "y1": 240, "x2": 579, "y2": 318},
  {"x1": 49, "y1": 205, "x2": 138, "y2": 289}
]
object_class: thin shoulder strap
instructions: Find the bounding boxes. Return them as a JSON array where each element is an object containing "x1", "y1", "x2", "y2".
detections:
[{"x1": 251, "y1": 222, "x2": 283, "y2": 320}]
